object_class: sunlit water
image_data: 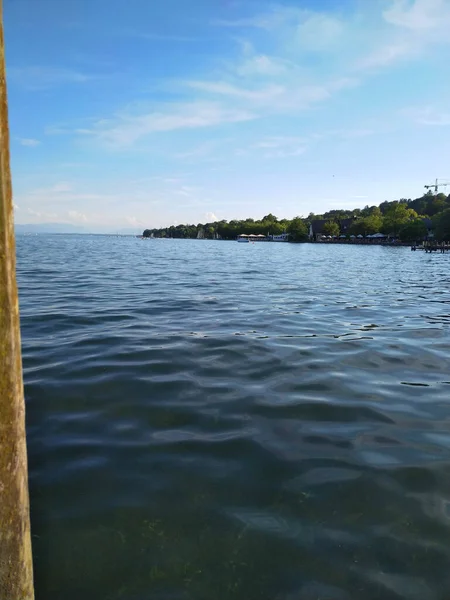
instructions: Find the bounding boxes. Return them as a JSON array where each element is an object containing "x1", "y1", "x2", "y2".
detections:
[{"x1": 17, "y1": 235, "x2": 450, "y2": 600}]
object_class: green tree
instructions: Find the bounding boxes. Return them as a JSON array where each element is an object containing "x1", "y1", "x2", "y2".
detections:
[
  {"x1": 382, "y1": 204, "x2": 418, "y2": 236},
  {"x1": 287, "y1": 217, "x2": 308, "y2": 242},
  {"x1": 433, "y1": 208, "x2": 450, "y2": 241},
  {"x1": 361, "y1": 205, "x2": 382, "y2": 218},
  {"x1": 262, "y1": 213, "x2": 278, "y2": 223},
  {"x1": 268, "y1": 222, "x2": 285, "y2": 235},
  {"x1": 350, "y1": 214, "x2": 383, "y2": 236},
  {"x1": 429, "y1": 195, "x2": 447, "y2": 216},
  {"x1": 399, "y1": 219, "x2": 427, "y2": 242},
  {"x1": 322, "y1": 221, "x2": 340, "y2": 237}
]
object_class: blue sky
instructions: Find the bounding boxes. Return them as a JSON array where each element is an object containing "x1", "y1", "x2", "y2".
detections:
[{"x1": 5, "y1": 0, "x2": 450, "y2": 232}]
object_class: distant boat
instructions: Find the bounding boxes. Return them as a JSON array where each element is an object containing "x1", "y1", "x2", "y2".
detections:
[{"x1": 237, "y1": 235, "x2": 249, "y2": 243}]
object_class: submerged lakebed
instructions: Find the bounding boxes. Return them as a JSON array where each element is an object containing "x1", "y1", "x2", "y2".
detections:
[{"x1": 17, "y1": 235, "x2": 450, "y2": 600}]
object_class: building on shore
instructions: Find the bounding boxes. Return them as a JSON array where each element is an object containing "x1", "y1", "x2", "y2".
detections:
[
  {"x1": 237, "y1": 234, "x2": 268, "y2": 242},
  {"x1": 309, "y1": 218, "x2": 355, "y2": 241},
  {"x1": 269, "y1": 233, "x2": 289, "y2": 242},
  {"x1": 237, "y1": 233, "x2": 289, "y2": 242}
]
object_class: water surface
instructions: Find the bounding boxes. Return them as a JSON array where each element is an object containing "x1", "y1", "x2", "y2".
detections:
[{"x1": 17, "y1": 235, "x2": 450, "y2": 600}]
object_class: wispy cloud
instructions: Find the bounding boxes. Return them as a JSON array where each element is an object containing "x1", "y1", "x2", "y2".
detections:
[
  {"x1": 215, "y1": 6, "x2": 345, "y2": 50},
  {"x1": 402, "y1": 106, "x2": 450, "y2": 126},
  {"x1": 234, "y1": 54, "x2": 291, "y2": 77},
  {"x1": 125, "y1": 216, "x2": 146, "y2": 227},
  {"x1": 355, "y1": 41, "x2": 416, "y2": 70},
  {"x1": 55, "y1": 2, "x2": 450, "y2": 154},
  {"x1": 118, "y1": 27, "x2": 199, "y2": 42},
  {"x1": 68, "y1": 210, "x2": 88, "y2": 223},
  {"x1": 174, "y1": 140, "x2": 222, "y2": 160},
  {"x1": 18, "y1": 138, "x2": 41, "y2": 147},
  {"x1": 249, "y1": 136, "x2": 308, "y2": 158},
  {"x1": 383, "y1": 0, "x2": 450, "y2": 31},
  {"x1": 26, "y1": 207, "x2": 58, "y2": 220},
  {"x1": 186, "y1": 80, "x2": 285, "y2": 102},
  {"x1": 27, "y1": 182, "x2": 73, "y2": 196},
  {"x1": 213, "y1": 6, "x2": 302, "y2": 30},
  {"x1": 357, "y1": 0, "x2": 450, "y2": 70},
  {"x1": 76, "y1": 102, "x2": 256, "y2": 148},
  {"x1": 8, "y1": 66, "x2": 94, "y2": 90},
  {"x1": 217, "y1": 1, "x2": 450, "y2": 73}
]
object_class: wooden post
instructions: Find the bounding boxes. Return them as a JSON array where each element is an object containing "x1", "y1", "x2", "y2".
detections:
[{"x1": 0, "y1": 1, "x2": 35, "y2": 598}]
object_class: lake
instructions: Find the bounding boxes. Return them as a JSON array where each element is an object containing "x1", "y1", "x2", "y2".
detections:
[{"x1": 16, "y1": 235, "x2": 450, "y2": 600}]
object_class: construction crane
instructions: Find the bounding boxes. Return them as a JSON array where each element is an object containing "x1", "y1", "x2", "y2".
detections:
[{"x1": 424, "y1": 178, "x2": 450, "y2": 192}]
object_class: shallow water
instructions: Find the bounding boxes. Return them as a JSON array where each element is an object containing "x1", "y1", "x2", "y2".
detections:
[{"x1": 17, "y1": 235, "x2": 450, "y2": 600}]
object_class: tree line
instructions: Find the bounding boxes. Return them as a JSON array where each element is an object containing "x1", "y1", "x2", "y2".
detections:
[{"x1": 143, "y1": 190, "x2": 450, "y2": 242}]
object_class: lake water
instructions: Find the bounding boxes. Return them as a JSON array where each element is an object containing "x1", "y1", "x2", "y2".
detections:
[{"x1": 17, "y1": 235, "x2": 450, "y2": 600}]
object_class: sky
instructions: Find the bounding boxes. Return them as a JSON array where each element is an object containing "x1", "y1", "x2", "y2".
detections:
[{"x1": 4, "y1": 0, "x2": 450, "y2": 232}]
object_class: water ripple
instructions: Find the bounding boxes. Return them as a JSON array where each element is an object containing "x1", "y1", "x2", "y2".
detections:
[{"x1": 17, "y1": 236, "x2": 450, "y2": 600}]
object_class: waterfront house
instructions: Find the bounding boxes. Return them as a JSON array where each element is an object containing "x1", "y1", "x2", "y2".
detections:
[
  {"x1": 237, "y1": 233, "x2": 269, "y2": 242},
  {"x1": 309, "y1": 220, "x2": 327, "y2": 240},
  {"x1": 422, "y1": 218, "x2": 434, "y2": 239},
  {"x1": 270, "y1": 233, "x2": 289, "y2": 242},
  {"x1": 309, "y1": 217, "x2": 355, "y2": 241}
]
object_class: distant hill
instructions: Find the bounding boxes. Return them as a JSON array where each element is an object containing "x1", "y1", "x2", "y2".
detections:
[{"x1": 15, "y1": 223, "x2": 88, "y2": 234}]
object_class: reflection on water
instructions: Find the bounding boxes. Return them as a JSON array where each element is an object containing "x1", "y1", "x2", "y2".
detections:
[{"x1": 17, "y1": 235, "x2": 450, "y2": 600}]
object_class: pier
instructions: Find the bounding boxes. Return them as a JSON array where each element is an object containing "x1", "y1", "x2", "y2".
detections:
[{"x1": 411, "y1": 242, "x2": 450, "y2": 253}]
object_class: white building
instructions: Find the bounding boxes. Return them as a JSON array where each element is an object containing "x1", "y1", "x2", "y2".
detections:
[{"x1": 270, "y1": 233, "x2": 289, "y2": 242}]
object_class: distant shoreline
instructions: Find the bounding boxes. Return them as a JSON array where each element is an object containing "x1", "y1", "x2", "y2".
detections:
[{"x1": 139, "y1": 236, "x2": 415, "y2": 247}]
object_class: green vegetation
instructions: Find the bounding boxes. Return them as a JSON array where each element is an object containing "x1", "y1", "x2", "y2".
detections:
[
  {"x1": 286, "y1": 217, "x2": 308, "y2": 242},
  {"x1": 143, "y1": 190, "x2": 450, "y2": 242},
  {"x1": 433, "y1": 208, "x2": 450, "y2": 241},
  {"x1": 398, "y1": 219, "x2": 428, "y2": 242},
  {"x1": 323, "y1": 220, "x2": 340, "y2": 237}
]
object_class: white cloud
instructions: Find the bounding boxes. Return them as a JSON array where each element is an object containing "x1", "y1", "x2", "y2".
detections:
[
  {"x1": 117, "y1": 27, "x2": 199, "y2": 42},
  {"x1": 186, "y1": 80, "x2": 285, "y2": 102},
  {"x1": 13, "y1": 203, "x2": 20, "y2": 210},
  {"x1": 294, "y1": 13, "x2": 345, "y2": 51},
  {"x1": 235, "y1": 55, "x2": 290, "y2": 77},
  {"x1": 174, "y1": 140, "x2": 222, "y2": 160},
  {"x1": 42, "y1": 0, "x2": 449, "y2": 166},
  {"x1": 28, "y1": 182, "x2": 73, "y2": 196},
  {"x1": 218, "y1": 1, "x2": 450, "y2": 74},
  {"x1": 125, "y1": 216, "x2": 145, "y2": 227},
  {"x1": 383, "y1": 0, "x2": 450, "y2": 31},
  {"x1": 216, "y1": 6, "x2": 345, "y2": 51},
  {"x1": 18, "y1": 138, "x2": 40, "y2": 147},
  {"x1": 251, "y1": 136, "x2": 308, "y2": 158},
  {"x1": 82, "y1": 102, "x2": 256, "y2": 148},
  {"x1": 205, "y1": 212, "x2": 219, "y2": 222},
  {"x1": 52, "y1": 183, "x2": 72, "y2": 193},
  {"x1": 213, "y1": 6, "x2": 305, "y2": 31},
  {"x1": 26, "y1": 207, "x2": 58, "y2": 221},
  {"x1": 8, "y1": 66, "x2": 93, "y2": 90},
  {"x1": 27, "y1": 208, "x2": 41, "y2": 217},
  {"x1": 186, "y1": 76, "x2": 355, "y2": 113},
  {"x1": 358, "y1": 0, "x2": 450, "y2": 70},
  {"x1": 356, "y1": 40, "x2": 416, "y2": 70},
  {"x1": 68, "y1": 210, "x2": 88, "y2": 223},
  {"x1": 402, "y1": 106, "x2": 450, "y2": 126},
  {"x1": 174, "y1": 185, "x2": 200, "y2": 197}
]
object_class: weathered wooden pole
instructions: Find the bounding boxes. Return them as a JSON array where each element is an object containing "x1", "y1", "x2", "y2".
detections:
[{"x1": 0, "y1": 1, "x2": 35, "y2": 598}]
